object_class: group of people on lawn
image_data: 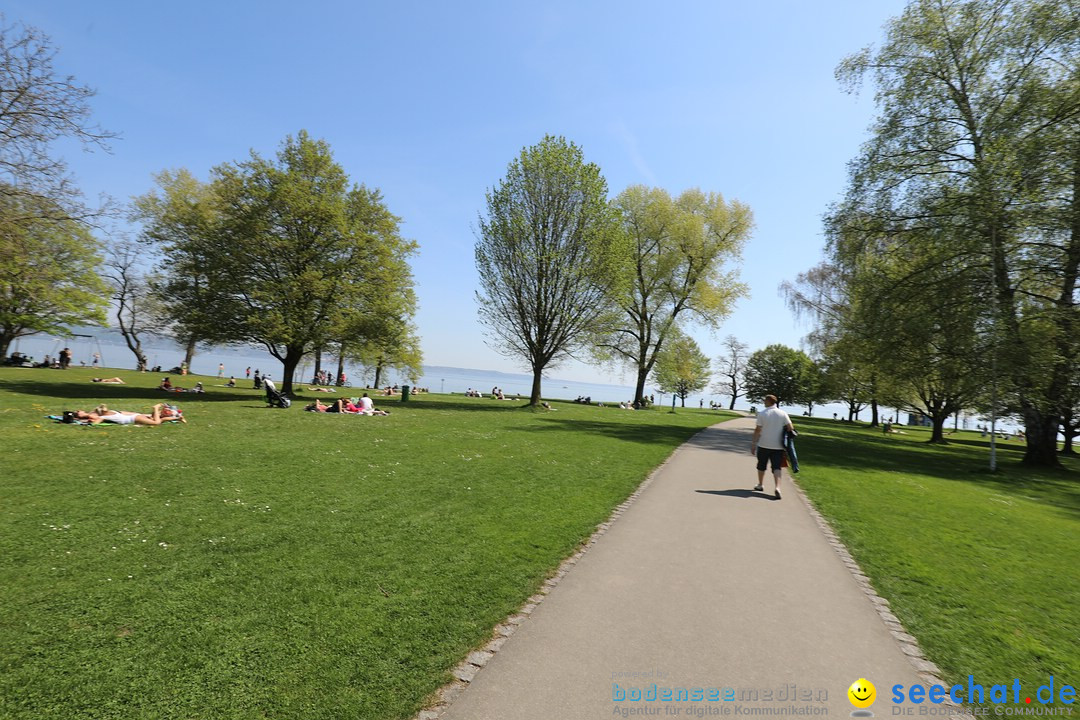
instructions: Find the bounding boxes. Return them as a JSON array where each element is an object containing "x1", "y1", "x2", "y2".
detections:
[{"x1": 305, "y1": 393, "x2": 389, "y2": 416}]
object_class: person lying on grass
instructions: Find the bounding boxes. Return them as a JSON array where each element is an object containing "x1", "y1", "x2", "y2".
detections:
[
  {"x1": 90, "y1": 377, "x2": 125, "y2": 384},
  {"x1": 305, "y1": 397, "x2": 389, "y2": 415},
  {"x1": 70, "y1": 403, "x2": 186, "y2": 426},
  {"x1": 305, "y1": 398, "x2": 351, "y2": 413}
]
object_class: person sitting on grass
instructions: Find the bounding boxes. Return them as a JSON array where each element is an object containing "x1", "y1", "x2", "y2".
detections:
[
  {"x1": 91, "y1": 377, "x2": 125, "y2": 384},
  {"x1": 225, "y1": 376, "x2": 236, "y2": 387},
  {"x1": 159, "y1": 377, "x2": 173, "y2": 391},
  {"x1": 71, "y1": 403, "x2": 185, "y2": 426},
  {"x1": 358, "y1": 393, "x2": 390, "y2": 416}
]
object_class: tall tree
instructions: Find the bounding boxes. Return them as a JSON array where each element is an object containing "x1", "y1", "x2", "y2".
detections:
[
  {"x1": 743, "y1": 344, "x2": 816, "y2": 408},
  {"x1": 651, "y1": 333, "x2": 711, "y2": 408},
  {"x1": 0, "y1": 191, "x2": 108, "y2": 357},
  {"x1": 714, "y1": 335, "x2": 750, "y2": 410},
  {"x1": 182, "y1": 131, "x2": 417, "y2": 394},
  {"x1": 603, "y1": 186, "x2": 750, "y2": 406},
  {"x1": 0, "y1": 15, "x2": 115, "y2": 220},
  {"x1": 475, "y1": 135, "x2": 624, "y2": 406},
  {"x1": 103, "y1": 239, "x2": 162, "y2": 371},
  {"x1": 835, "y1": 0, "x2": 1080, "y2": 465}
]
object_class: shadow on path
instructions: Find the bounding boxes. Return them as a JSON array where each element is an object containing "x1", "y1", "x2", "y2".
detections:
[{"x1": 694, "y1": 489, "x2": 776, "y2": 501}]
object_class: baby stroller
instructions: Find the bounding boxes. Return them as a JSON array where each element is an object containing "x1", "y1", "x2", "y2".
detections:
[{"x1": 263, "y1": 378, "x2": 291, "y2": 409}]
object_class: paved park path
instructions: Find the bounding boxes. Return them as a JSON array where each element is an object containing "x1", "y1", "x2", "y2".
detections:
[{"x1": 437, "y1": 417, "x2": 936, "y2": 720}]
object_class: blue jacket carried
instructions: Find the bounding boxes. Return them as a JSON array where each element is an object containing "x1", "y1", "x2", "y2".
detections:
[{"x1": 783, "y1": 428, "x2": 800, "y2": 473}]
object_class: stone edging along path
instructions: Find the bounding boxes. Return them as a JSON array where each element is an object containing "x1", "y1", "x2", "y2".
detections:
[
  {"x1": 413, "y1": 422, "x2": 974, "y2": 720},
  {"x1": 786, "y1": 480, "x2": 972, "y2": 720}
]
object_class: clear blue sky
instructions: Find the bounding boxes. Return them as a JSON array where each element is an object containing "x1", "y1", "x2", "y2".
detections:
[{"x1": 9, "y1": 1, "x2": 908, "y2": 385}]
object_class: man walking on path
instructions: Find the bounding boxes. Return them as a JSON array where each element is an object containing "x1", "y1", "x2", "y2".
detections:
[{"x1": 750, "y1": 394, "x2": 793, "y2": 499}]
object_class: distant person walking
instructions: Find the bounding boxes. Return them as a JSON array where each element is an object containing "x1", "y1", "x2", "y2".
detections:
[
  {"x1": 750, "y1": 394, "x2": 794, "y2": 500},
  {"x1": 92, "y1": 352, "x2": 100, "y2": 368},
  {"x1": 245, "y1": 366, "x2": 251, "y2": 379},
  {"x1": 217, "y1": 363, "x2": 225, "y2": 378}
]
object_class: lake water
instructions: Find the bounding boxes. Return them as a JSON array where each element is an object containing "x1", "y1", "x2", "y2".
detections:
[
  {"x1": 9, "y1": 332, "x2": 654, "y2": 404},
  {"x1": 8, "y1": 331, "x2": 1017, "y2": 431}
]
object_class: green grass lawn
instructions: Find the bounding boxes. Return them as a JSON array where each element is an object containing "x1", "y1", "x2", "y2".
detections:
[
  {"x1": 793, "y1": 417, "x2": 1080, "y2": 708},
  {"x1": 0, "y1": 367, "x2": 730, "y2": 720}
]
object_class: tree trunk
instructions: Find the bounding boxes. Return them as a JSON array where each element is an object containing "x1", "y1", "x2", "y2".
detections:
[
  {"x1": 0, "y1": 335, "x2": 12, "y2": 360},
  {"x1": 373, "y1": 361, "x2": 384, "y2": 390},
  {"x1": 728, "y1": 394, "x2": 736, "y2": 411},
  {"x1": 633, "y1": 364, "x2": 649, "y2": 408},
  {"x1": 313, "y1": 347, "x2": 322, "y2": 383},
  {"x1": 336, "y1": 348, "x2": 345, "y2": 386},
  {"x1": 807, "y1": 402, "x2": 814, "y2": 417},
  {"x1": 279, "y1": 346, "x2": 305, "y2": 396},
  {"x1": 1062, "y1": 424, "x2": 1077, "y2": 455},
  {"x1": 929, "y1": 414, "x2": 948, "y2": 444},
  {"x1": 118, "y1": 329, "x2": 147, "y2": 371},
  {"x1": 529, "y1": 366, "x2": 543, "y2": 406},
  {"x1": 1022, "y1": 408, "x2": 1062, "y2": 468},
  {"x1": 870, "y1": 399, "x2": 879, "y2": 427},
  {"x1": 183, "y1": 335, "x2": 197, "y2": 367}
]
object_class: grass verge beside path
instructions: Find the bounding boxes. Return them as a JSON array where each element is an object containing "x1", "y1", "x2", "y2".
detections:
[
  {"x1": 794, "y1": 417, "x2": 1079, "y2": 709},
  {"x1": 0, "y1": 368, "x2": 730, "y2": 720}
]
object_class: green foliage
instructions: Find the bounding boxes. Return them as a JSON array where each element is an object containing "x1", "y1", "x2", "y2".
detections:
[
  {"x1": 0, "y1": 191, "x2": 108, "y2": 356},
  {"x1": 132, "y1": 168, "x2": 224, "y2": 350},
  {"x1": 135, "y1": 132, "x2": 419, "y2": 394},
  {"x1": 650, "y1": 332, "x2": 711, "y2": 406},
  {"x1": 0, "y1": 368, "x2": 730, "y2": 720},
  {"x1": 831, "y1": 0, "x2": 1080, "y2": 464},
  {"x1": 605, "y1": 185, "x2": 751, "y2": 405},
  {"x1": 475, "y1": 135, "x2": 624, "y2": 404},
  {"x1": 743, "y1": 344, "x2": 819, "y2": 409}
]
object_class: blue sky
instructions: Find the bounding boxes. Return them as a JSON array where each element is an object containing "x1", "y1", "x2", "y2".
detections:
[{"x1": 8, "y1": 1, "x2": 909, "y2": 385}]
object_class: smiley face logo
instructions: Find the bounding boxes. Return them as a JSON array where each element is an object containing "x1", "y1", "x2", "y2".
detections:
[{"x1": 848, "y1": 678, "x2": 877, "y2": 709}]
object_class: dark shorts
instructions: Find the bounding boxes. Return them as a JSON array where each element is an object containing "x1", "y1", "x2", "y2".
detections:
[{"x1": 756, "y1": 447, "x2": 784, "y2": 472}]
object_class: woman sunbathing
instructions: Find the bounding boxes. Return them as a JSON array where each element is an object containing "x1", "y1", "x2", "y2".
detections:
[
  {"x1": 73, "y1": 403, "x2": 185, "y2": 426},
  {"x1": 91, "y1": 377, "x2": 125, "y2": 384},
  {"x1": 305, "y1": 399, "x2": 356, "y2": 413}
]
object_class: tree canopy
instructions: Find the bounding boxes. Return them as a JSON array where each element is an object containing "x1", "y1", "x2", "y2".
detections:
[
  {"x1": 818, "y1": 0, "x2": 1079, "y2": 464},
  {"x1": 0, "y1": 192, "x2": 108, "y2": 357},
  {"x1": 650, "y1": 332, "x2": 711, "y2": 408},
  {"x1": 603, "y1": 185, "x2": 750, "y2": 407},
  {"x1": 744, "y1": 344, "x2": 818, "y2": 409},
  {"x1": 475, "y1": 135, "x2": 625, "y2": 405},
  {"x1": 135, "y1": 131, "x2": 419, "y2": 394}
]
